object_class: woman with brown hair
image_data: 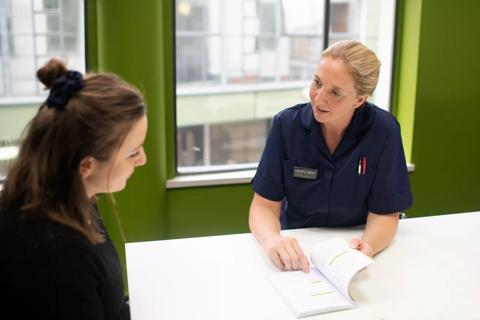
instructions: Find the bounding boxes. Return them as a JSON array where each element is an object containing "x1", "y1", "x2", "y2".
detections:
[{"x1": 0, "y1": 59, "x2": 147, "y2": 319}]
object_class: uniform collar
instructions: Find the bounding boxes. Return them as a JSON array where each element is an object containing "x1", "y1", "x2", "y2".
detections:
[
  {"x1": 300, "y1": 102, "x2": 375, "y2": 158},
  {"x1": 344, "y1": 102, "x2": 375, "y2": 142},
  {"x1": 300, "y1": 102, "x2": 374, "y2": 132},
  {"x1": 300, "y1": 102, "x2": 316, "y2": 130}
]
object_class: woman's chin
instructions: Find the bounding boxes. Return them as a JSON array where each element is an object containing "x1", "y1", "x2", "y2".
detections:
[
  {"x1": 312, "y1": 108, "x2": 330, "y2": 123},
  {"x1": 313, "y1": 113, "x2": 328, "y2": 123},
  {"x1": 108, "y1": 182, "x2": 128, "y2": 194}
]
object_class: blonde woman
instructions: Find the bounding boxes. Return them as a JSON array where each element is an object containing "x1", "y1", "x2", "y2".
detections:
[{"x1": 249, "y1": 40, "x2": 412, "y2": 272}]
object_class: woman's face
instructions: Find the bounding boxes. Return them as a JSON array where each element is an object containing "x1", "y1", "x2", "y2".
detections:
[
  {"x1": 309, "y1": 57, "x2": 366, "y2": 128},
  {"x1": 82, "y1": 115, "x2": 148, "y2": 197}
]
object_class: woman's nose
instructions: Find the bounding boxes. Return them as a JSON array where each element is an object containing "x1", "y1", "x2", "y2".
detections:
[
  {"x1": 314, "y1": 87, "x2": 326, "y2": 103},
  {"x1": 136, "y1": 147, "x2": 147, "y2": 166}
]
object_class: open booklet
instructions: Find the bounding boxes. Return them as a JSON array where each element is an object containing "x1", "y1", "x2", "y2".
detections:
[{"x1": 267, "y1": 237, "x2": 373, "y2": 318}]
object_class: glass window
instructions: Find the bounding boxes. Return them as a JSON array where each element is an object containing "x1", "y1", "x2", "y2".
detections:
[
  {"x1": 0, "y1": 0, "x2": 85, "y2": 181},
  {"x1": 175, "y1": 0, "x2": 396, "y2": 174},
  {"x1": 0, "y1": 0, "x2": 85, "y2": 98}
]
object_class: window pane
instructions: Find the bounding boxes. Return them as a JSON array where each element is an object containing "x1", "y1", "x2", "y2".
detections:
[
  {"x1": 210, "y1": 119, "x2": 270, "y2": 165},
  {"x1": 329, "y1": 0, "x2": 396, "y2": 108},
  {"x1": 0, "y1": 63, "x2": 3, "y2": 96},
  {"x1": 176, "y1": 36, "x2": 221, "y2": 85},
  {"x1": 177, "y1": 125, "x2": 205, "y2": 167},
  {"x1": 0, "y1": 139, "x2": 19, "y2": 181},
  {"x1": 43, "y1": 0, "x2": 59, "y2": 10},
  {"x1": 0, "y1": 0, "x2": 85, "y2": 99},
  {"x1": 0, "y1": 0, "x2": 85, "y2": 180},
  {"x1": 331, "y1": 3, "x2": 349, "y2": 33},
  {"x1": 36, "y1": 35, "x2": 62, "y2": 53},
  {"x1": 176, "y1": 0, "x2": 220, "y2": 33},
  {"x1": 282, "y1": 0, "x2": 325, "y2": 35},
  {"x1": 62, "y1": 0, "x2": 82, "y2": 33},
  {"x1": 10, "y1": 35, "x2": 35, "y2": 57}
]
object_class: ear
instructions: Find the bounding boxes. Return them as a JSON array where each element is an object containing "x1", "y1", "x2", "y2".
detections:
[
  {"x1": 353, "y1": 95, "x2": 368, "y2": 109},
  {"x1": 79, "y1": 156, "x2": 96, "y2": 178}
]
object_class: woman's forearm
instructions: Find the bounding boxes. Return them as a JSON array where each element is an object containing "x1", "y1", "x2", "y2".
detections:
[
  {"x1": 248, "y1": 193, "x2": 282, "y2": 245},
  {"x1": 362, "y1": 212, "x2": 400, "y2": 256},
  {"x1": 249, "y1": 193, "x2": 310, "y2": 272}
]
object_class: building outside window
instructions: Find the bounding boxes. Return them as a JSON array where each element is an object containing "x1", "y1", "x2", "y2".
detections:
[
  {"x1": 0, "y1": 0, "x2": 85, "y2": 181},
  {"x1": 175, "y1": 0, "x2": 397, "y2": 174}
]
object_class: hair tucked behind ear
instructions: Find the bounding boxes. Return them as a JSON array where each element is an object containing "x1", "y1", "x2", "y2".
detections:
[{"x1": 0, "y1": 59, "x2": 146, "y2": 244}]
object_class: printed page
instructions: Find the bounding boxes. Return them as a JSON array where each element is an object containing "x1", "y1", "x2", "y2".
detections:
[
  {"x1": 267, "y1": 267, "x2": 354, "y2": 317},
  {"x1": 309, "y1": 237, "x2": 372, "y2": 300}
]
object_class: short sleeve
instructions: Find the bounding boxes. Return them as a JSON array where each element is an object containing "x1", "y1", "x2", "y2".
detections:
[
  {"x1": 252, "y1": 114, "x2": 286, "y2": 201},
  {"x1": 368, "y1": 124, "x2": 413, "y2": 213}
]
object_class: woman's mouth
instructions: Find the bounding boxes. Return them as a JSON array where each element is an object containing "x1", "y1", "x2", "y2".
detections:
[{"x1": 315, "y1": 105, "x2": 330, "y2": 114}]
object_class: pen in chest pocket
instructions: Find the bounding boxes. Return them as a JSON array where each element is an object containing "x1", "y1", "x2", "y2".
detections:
[{"x1": 357, "y1": 156, "x2": 367, "y2": 176}]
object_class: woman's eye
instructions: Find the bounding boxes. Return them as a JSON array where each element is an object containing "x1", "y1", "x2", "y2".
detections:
[
  {"x1": 313, "y1": 79, "x2": 321, "y2": 86},
  {"x1": 331, "y1": 90, "x2": 341, "y2": 97},
  {"x1": 129, "y1": 151, "x2": 140, "y2": 158}
]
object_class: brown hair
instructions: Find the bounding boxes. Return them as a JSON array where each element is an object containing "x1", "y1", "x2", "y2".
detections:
[
  {"x1": 322, "y1": 40, "x2": 381, "y2": 96},
  {"x1": 0, "y1": 59, "x2": 146, "y2": 244}
]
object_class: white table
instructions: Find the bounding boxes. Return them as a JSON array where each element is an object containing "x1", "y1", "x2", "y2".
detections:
[{"x1": 126, "y1": 212, "x2": 480, "y2": 320}]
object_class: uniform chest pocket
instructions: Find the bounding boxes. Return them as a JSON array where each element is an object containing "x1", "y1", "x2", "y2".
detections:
[
  {"x1": 282, "y1": 159, "x2": 328, "y2": 208},
  {"x1": 355, "y1": 166, "x2": 376, "y2": 205}
]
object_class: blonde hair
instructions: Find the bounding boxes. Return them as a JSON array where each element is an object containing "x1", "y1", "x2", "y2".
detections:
[{"x1": 322, "y1": 40, "x2": 381, "y2": 96}]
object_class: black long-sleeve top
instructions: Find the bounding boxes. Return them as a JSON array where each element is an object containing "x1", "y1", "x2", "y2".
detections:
[{"x1": 0, "y1": 205, "x2": 129, "y2": 320}]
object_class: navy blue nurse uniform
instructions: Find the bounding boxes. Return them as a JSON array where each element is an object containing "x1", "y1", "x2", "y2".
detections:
[{"x1": 252, "y1": 102, "x2": 413, "y2": 229}]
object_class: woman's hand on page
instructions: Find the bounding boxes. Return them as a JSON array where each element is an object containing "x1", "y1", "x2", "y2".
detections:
[
  {"x1": 262, "y1": 235, "x2": 310, "y2": 272},
  {"x1": 350, "y1": 238, "x2": 374, "y2": 257}
]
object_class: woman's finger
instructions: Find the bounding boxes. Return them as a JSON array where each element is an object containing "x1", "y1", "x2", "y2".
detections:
[
  {"x1": 282, "y1": 242, "x2": 301, "y2": 270},
  {"x1": 269, "y1": 250, "x2": 285, "y2": 271},
  {"x1": 276, "y1": 246, "x2": 293, "y2": 270},
  {"x1": 290, "y1": 238, "x2": 310, "y2": 272}
]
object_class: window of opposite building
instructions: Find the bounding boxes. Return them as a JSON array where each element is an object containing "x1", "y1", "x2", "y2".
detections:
[
  {"x1": 175, "y1": 0, "x2": 397, "y2": 174},
  {"x1": 0, "y1": 0, "x2": 85, "y2": 181}
]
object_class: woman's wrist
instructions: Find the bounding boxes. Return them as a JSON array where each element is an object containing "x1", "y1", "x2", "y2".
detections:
[{"x1": 258, "y1": 232, "x2": 281, "y2": 247}]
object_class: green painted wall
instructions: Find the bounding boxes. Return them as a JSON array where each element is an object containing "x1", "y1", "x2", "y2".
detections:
[
  {"x1": 89, "y1": 0, "x2": 170, "y2": 276},
  {"x1": 90, "y1": 0, "x2": 480, "y2": 256},
  {"x1": 168, "y1": 185, "x2": 252, "y2": 238},
  {"x1": 391, "y1": 0, "x2": 422, "y2": 162},
  {"x1": 402, "y1": 0, "x2": 480, "y2": 216}
]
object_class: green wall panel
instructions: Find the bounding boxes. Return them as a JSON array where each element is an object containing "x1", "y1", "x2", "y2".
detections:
[
  {"x1": 167, "y1": 185, "x2": 253, "y2": 239},
  {"x1": 91, "y1": 0, "x2": 170, "y2": 259},
  {"x1": 85, "y1": 0, "x2": 98, "y2": 71},
  {"x1": 405, "y1": 0, "x2": 480, "y2": 216},
  {"x1": 391, "y1": 0, "x2": 422, "y2": 162}
]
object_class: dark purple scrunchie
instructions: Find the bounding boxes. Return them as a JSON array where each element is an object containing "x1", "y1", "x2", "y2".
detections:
[{"x1": 46, "y1": 70, "x2": 84, "y2": 111}]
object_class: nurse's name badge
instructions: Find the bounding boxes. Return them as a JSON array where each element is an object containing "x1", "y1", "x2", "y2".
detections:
[{"x1": 293, "y1": 166, "x2": 318, "y2": 180}]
